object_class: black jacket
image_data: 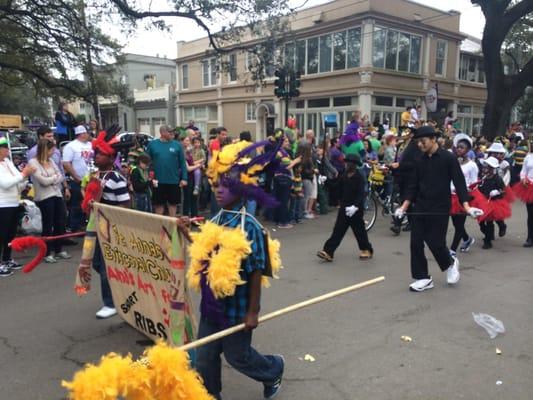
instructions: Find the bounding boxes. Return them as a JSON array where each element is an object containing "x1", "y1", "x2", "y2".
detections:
[
  {"x1": 479, "y1": 175, "x2": 505, "y2": 200},
  {"x1": 406, "y1": 148, "x2": 469, "y2": 212},
  {"x1": 340, "y1": 169, "x2": 366, "y2": 208}
]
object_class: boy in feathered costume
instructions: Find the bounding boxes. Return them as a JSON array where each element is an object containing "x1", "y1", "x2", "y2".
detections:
[{"x1": 186, "y1": 137, "x2": 285, "y2": 400}]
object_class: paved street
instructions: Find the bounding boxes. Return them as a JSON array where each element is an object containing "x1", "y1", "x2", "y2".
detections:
[{"x1": 1, "y1": 204, "x2": 532, "y2": 400}]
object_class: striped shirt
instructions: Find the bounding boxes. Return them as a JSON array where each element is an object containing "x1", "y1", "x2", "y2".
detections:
[{"x1": 100, "y1": 171, "x2": 130, "y2": 205}]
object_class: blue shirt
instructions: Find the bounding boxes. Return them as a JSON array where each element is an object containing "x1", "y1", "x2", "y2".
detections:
[
  {"x1": 146, "y1": 139, "x2": 188, "y2": 184},
  {"x1": 209, "y1": 208, "x2": 266, "y2": 325}
]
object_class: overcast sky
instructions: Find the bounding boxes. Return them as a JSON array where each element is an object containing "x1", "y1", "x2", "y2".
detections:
[{"x1": 120, "y1": 0, "x2": 485, "y2": 58}]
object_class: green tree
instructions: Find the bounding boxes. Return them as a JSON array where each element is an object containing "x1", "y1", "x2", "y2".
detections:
[
  {"x1": 0, "y1": 0, "x2": 128, "y2": 123},
  {"x1": 0, "y1": 82, "x2": 51, "y2": 122},
  {"x1": 107, "y1": 0, "x2": 293, "y2": 83},
  {"x1": 472, "y1": 0, "x2": 533, "y2": 138}
]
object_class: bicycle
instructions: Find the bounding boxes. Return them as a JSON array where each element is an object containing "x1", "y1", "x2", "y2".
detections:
[{"x1": 363, "y1": 164, "x2": 403, "y2": 231}]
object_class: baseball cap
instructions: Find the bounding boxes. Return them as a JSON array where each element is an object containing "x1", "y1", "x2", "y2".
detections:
[
  {"x1": 0, "y1": 137, "x2": 8, "y2": 147},
  {"x1": 74, "y1": 125, "x2": 87, "y2": 135}
]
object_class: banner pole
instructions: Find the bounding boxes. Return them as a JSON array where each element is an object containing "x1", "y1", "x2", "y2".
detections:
[{"x1": 179, "y1": 276, "x2": 385, "y2": 352}]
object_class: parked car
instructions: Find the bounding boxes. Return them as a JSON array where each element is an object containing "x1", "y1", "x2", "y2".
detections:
[
  {"x1": 12, "y1": 129, "x2": 38, "y2": 148},
  {"x1": 0, "y1": 130, "x2": 29, "y2": 161}
]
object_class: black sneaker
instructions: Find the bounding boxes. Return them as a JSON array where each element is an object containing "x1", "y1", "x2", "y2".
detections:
[
  {"x1": 0, "y1": 263, "x2": 13, "y2": 277},
  {"x1": 482, "y1": 241, "x2": 492, "y2": 249},
  {"x1": 264, "y1": 355, "x2": 284, "y2": 399},
  {"x1": 390, "y1": 225, "x2": 401, "y2": 235},
  {"x1": 498, "y1": 223, "x2": 507, "y2": 237},
  {"x1": 402, "y1": 223, "x2": 411, "y2": 232},
  {"x1": 5, "y1": 260, "x2": 22, "y2": 270},
  {"x1": 523, "y1": 239, "x2": 533, "y2": 248}
]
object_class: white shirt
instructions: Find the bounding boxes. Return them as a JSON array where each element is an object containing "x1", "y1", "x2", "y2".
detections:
[
  {"x1": 520, "y1": 154, "x2": 533, "y2": 181},
  {"x1": 410, "y1": 108, "x2": 419, "y2": 122},
  {"x1": 62, "y1": 139, "x2": 93, "y2": 179},
  {"x1": 498, "y1": 159, "x2": 511, "y2": 186},
  {"x1": 451, "y1": 159, "x2": 479, "y2": 192},
  {"x1": 0, "y1": 158, "x2": 24, "y2": 207}
]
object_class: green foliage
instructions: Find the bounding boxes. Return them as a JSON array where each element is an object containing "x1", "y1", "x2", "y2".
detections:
[{"x1": 0, "y1": 82, "x2": 51, "y2": 122}]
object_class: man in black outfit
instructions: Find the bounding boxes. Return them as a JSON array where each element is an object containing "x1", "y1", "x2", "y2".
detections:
[
  {"x1": 317, "y1": 154, "x2": 373, "y2": 262},
  {"x1": 395, "y1": 126, "x2": 483, "y2": 292}
]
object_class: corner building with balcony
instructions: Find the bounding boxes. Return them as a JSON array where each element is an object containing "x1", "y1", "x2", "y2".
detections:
[{"x1": 175, "y1": 0, "x2": 487, "y2": 140}]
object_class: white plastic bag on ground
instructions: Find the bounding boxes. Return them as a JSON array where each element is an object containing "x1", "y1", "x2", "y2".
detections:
[
  {"x1": 472, "y1": 312, "x2": 505, "y2": 339},
  {"x1": 20, "y1": 199, "x2": 42, "y2": 235}
]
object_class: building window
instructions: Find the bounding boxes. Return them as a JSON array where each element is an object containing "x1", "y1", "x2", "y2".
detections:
[
  {"x1": 245, "y1": 103, "x2": 256, "y2": 122},
  {"x1": 202, "y1": 58, "x2": 217, "y2": 87},
  {"x1": 308, "y1": 98, "x2": 330, "y2": 108},
  {"x1": 181, "y1": 105, "x2": 218, "y2": 137},
  {"x1": 457, "y1": 103, "x2": 484, "y2": 135},
  {"x1": 459, "y1": 54, "x2": 485, "y2": 83},
  {"x1": 307, "y1": 37, "x2": 319, "y2": 74},
  {"x1": 333, "y1": 31, "x2": 346, "y2": 71},
  {"x1": 181, "y1": 64, "x2": 189, "y2": 89},
  {"x1": 373, "y1": 27, "x2": 421, "y2": 74},
  {"x1": 228, "y1": 53, "x2": 237, "y2": 82},
  {"x1": 296, "y1": 40, "x2": 306, "y2": 73},
  {"x1": 319, "y1": 34, "x2": 332, "y2": 73},
  {"x1": 347, "y1": 28, "x2": 361, "y2": 68},
  {"x1": 138, "y1": 118, "x2": 150, "y2": 134},
  {"x1": 435, "y1": 40, "x2": 447, "y2": 76},
  {"x1": 371, "y1": 95, "x2": 417, "y2": 127},
  {"x1": 245, "y1": 52, "x2": 255, "y2": 71},
  {"x1": 333, "y1": 96, "x2": 352, "y2": 107}
]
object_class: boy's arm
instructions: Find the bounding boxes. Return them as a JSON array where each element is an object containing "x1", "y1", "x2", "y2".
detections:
[{"x1": 243, "y1": 269, "x2": 262, "y2": 331}]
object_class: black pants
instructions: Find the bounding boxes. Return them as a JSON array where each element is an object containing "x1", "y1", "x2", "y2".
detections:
[
  {"x1": 273, "y1": 175, "x2": 292, "y2": 225},
  {"x1": 410, "y1": 215, "x2": 452, "y2": 280},
  {"x1": 480, "y1": 221, "x2": 495, "y2": 243},
  {"x1": 37, "y1": 196, "x2": 66, "y2": 255},
  {"x1": 323, "y1": 207, "x2": 372, "y2": 256},
  {"x1": 0, "y1": 206, "x2": 19, "y2": 262},
  {"x1": 527, "y1": 203, "x2": 533, "y2": 240},
  {"x1": 450, "y1": 215, "x2": 469, "y2": 252}
]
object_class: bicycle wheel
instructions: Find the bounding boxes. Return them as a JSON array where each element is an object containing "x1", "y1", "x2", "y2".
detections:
[{"x1": 364, "y1": 193, "x2": 378, "y2": 231}]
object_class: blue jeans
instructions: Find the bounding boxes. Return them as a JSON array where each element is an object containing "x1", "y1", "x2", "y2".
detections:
[
  {"x1": 246, "y1": 199, "x2": 257, "y2": 216},
  {"x1": 68, "y1": 181, "x2": 84, "y2": 231},
  {"x1": 93, "y1": 240, "x2": 114, "y2": 308},
  {"x1": 182, "y1": 184, "x2": 198, "y2": 217},
  {"x1": 289, "y1": 195, "x2": 304, "y2": 222},
  {"x1": 196, "y1": 318, "x2": 283, "y2": 399},
  {"x1": 134, "y1": 193, "x2": 152, "y2": 213}
]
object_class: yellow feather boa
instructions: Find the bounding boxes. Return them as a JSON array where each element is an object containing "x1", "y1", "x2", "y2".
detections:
[
  {"x1": 186, "y1": 221, "x2": 282, "y2": 299},
  {"x1": 62, "y1": 342, "x2": 213, "y2": 400}
]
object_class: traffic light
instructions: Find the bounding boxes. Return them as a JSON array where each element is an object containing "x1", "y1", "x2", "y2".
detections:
[
  {"x1": 274, "y1": 69, "x2": 286, "y2": 98},
  {"x1": 289, "y1": 70, "x2": 301, "y2": 98}
]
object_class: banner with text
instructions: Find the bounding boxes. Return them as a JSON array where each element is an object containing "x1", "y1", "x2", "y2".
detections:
[{"x1": 93, "y1": 203, "x2": 195, "y2": 346}]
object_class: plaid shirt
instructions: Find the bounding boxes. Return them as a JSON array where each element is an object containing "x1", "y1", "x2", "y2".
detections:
[{"x1": 214, "y1": 208, "x2": 266, "y2": 325}]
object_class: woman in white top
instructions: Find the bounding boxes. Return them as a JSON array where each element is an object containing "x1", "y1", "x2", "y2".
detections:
[
  {"x1": 29, "y1": 139, "x2": 71, "y2": 263},
  {"x1": 0, "y1": 137, "x2": 35, "y2": 277},
  {"x1": 513, "y1": 146, "x2": 533, "y2": 247},
  {"x1": 450, "y1": 134, "x2": 480, "y2": 255}
]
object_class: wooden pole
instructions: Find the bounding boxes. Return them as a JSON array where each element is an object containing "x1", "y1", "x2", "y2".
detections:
[{"x1": 179, "y1": 276, "x2": 385, "y2": 352}]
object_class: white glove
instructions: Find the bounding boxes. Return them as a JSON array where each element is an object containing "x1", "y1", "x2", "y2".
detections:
[
  {"x1": 394, "y1": 208, "x2": 405, "y2": 219},
  {"x1": 489, "y1": 189, "x2": 501, "y2": 198},
  {"x1": 345, "y1": 205, "x2": 358, "y2": 217},
  {"x1": 318, "y1": 175, "x2": 327, "y2": 185},
  {"x1": 467, "y1": 207, "x2": 484, "y2": 218}
]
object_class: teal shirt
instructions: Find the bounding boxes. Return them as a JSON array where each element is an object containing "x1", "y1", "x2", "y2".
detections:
[
  {"x1": 146, "y1": 139, "x2": 188, "y2": 184},
  {"x1": 341, "y1": 141, "x2": 365, "y2": 158}
]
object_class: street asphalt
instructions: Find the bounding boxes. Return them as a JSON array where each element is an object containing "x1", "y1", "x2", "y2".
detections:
[{"x1": 1, "y1": 204, "x2": 532, "y2": 400}]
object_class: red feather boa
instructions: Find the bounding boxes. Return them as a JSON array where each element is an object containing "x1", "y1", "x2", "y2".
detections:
[
  {"x1": 81, "y1": 178, "x2": 102, "y2": 214},
  {"x1": 10, "y1": 237, "x2": 47, "y2": 273}
]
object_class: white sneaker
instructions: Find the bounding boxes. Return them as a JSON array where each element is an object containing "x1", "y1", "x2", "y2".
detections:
[
  {"x1": 44, "y1": 255, "x2": 57, "y2": 263},
  {"x1": 95, "y1": 306, "x2": 117, "y2": 319},
  {"x1": 304, "y1": 212, "x2": 315, "y2": 220},
  {"x1": 446, "y1": 256, "x2": 460, "y2": 284},
  {"x1": 55, "y1": 251, "x2": 72, "y2": 260},
  {"x1": 409, "y1": 277, "x2": 434, "y2": 292}
]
